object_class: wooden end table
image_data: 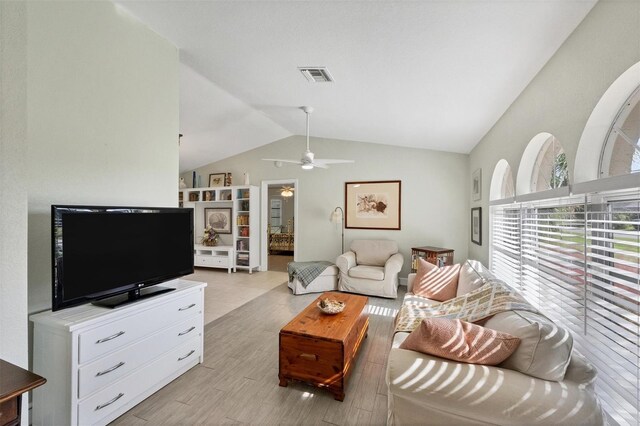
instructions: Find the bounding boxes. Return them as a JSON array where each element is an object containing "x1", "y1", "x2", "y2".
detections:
[
  {"x1": 278, "y1": 292, "x2": 369, "y2": 401},
  {"x1": 0, "y1": 360, "x2": 46, "y2": 426}
]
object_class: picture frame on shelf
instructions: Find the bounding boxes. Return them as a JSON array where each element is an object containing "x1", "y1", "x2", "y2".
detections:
[
  {"x1": 209, "y1": 173, "x2": 226, "y2": 187},
  {"x1": 205, "y1": 207, "x2": 232, "y2": 234},
  {"x1": 472, "y1": 168, "x2": 482, "y2": 201},
  {"x1": 471, "y1": 207, "x2": 482, "y2": 245},
  {"x1": 345, "y1": 180, "x2": 401, "y2": 230}
]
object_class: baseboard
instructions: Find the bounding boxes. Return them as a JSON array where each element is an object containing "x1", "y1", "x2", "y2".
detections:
[{"x1": 399, "y1": 277, "x2": 407, "y2": 287}]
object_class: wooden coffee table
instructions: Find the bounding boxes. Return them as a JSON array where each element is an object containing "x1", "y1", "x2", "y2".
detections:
[{"x1": 278, "y1": 292, "x2": 369, "y2": 401}]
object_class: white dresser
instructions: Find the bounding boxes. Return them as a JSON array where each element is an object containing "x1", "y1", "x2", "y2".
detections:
[{"x1": 30, "y1": 279, "x2": 206, "y2": 426}]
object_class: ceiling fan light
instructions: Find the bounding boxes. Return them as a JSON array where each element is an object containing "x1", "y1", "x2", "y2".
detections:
[
  {"x1": 281, "y1": 189, "x2": 293, "y2": 197},
  {"x1": 301, "y1": 163, "x2": 313, "y2": 170}
]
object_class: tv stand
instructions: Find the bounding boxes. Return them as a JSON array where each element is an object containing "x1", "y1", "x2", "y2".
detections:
[
  {"x1": 92, "y1": 286, "x2": 175, "y2": 309},
  {"x1": 30, "y1": 279, "x2": 206, "y2": 426}
]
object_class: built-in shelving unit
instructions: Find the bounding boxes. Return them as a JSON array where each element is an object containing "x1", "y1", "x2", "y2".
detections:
[{"x1": 180, "y1": 185, "x2": 259, "y2": 273}]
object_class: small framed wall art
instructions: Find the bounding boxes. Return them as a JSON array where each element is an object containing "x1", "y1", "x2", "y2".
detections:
[
  {"x1": 471, "y1": 207, "x2": 482, "y2": 245},
  {"x1": 205, "y1": 207, "x2": 232, "y2": 234},
  {"x1": 345, "y1": 180, "x2": 401, "y2": 230},
  {"x1": 472, "y1": 168, "x2": 482, "y2": 201},
  {"x1": 209, "y1": 173, "x2": 226, "y2": 187}
]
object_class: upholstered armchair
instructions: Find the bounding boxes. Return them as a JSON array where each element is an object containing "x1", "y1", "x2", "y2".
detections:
[{"x1": 336, "y1": 240, "x2": 403, "y2": 299}]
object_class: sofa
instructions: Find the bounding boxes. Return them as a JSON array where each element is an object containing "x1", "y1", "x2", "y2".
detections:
[
  {"x1": 386, "y1": 260, "x2": 605, "y2": 425},
  {"x1": 336, "y1": 240, "x2": 403, "y2": 299}
]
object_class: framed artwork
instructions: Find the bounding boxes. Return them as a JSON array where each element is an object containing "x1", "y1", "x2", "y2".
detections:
[
  {"x1": 209, "y1": 173, "x2": 226, "y2": 188},
  {"x1": 471, "y1": 207, "x2": 482, "y2": 245},
  {"x1": 345, "y1": 180, "x2": 401, "y2": 230},
  {"x1": 472, "y1": 168, "x2": 482, "y2": 201},
  {"x1": 204, "y1": 207, "x2": 232, "y2": 234}
]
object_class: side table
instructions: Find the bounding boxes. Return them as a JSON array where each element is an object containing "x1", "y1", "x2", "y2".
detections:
[{"x1": 0, "y1": 359, "x2": 46, "y2": 426}]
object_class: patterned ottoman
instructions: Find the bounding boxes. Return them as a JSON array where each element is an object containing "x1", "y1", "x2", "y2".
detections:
[{"x1": 287, "y1": 261, "x2": 339, "y2": 295}]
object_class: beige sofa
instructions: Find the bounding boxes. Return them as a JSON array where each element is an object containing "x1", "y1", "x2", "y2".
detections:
[
  {"x1": 336, "y1": 240, "x2": 403, "y2": 299},
  {"x1": 386, "y1": 261, "x2": 605, "y2": 425}
]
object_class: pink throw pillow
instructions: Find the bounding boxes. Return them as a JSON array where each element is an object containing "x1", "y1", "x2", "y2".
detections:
[
  {"x1": 413, "y1": 259, "x2": 460, "y2": 301},
  {"x1": 399, "y1": 318, "x2": 521, "y2": 365}
]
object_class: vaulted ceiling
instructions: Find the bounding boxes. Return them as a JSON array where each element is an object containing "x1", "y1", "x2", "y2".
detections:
[{"x1": 117, "y1": 1, "x2": 597, "y2": 172}]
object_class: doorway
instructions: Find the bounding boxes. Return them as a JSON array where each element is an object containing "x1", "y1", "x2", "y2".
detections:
[{"x1": 260, "y1": 179, "x2": 298, "y2": 272}]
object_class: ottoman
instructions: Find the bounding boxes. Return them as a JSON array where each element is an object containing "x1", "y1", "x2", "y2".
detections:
[{"x1": 288, "y1": 264, "x2": 338, "y2": 295}]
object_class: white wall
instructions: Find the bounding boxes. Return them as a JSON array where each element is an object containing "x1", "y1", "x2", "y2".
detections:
[
  {"x1": 0, "y1": 0, "x2": 28, "y2": 365},
  {"x1": 26, "y1": 1, "x2": 180, "y2": 313},
  {"x1": 1, "y1": 2, "x2": 29, "y2": 422},
  {"x1": 183, "y1": 135, "x2": 469, "y2": 276},
  {"x1": 469, "y1": 0, "x2": 640, "y2": 265}
]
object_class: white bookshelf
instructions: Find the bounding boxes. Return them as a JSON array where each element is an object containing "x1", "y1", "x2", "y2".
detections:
[{"x1": 180, "y1": 185, "x2": 260, "y2": 273}]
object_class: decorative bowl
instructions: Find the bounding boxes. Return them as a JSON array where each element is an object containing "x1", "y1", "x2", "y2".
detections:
[{"x1": 317, "y1": 298, "x2": 345, "y2": 315}]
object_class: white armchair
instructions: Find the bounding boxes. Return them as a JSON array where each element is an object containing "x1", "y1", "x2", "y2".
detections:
[{"x1": 336, "y1": 240, "x2": 403, "y2": 299}]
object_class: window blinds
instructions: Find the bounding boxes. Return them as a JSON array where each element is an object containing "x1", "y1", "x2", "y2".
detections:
[{"x1": 490, "y1": 189, "x2": 639, "y2": 425}]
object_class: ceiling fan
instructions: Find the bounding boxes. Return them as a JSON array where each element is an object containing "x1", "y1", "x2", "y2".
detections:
[{"x1": 263, "y1": 106, "x2": 354, "y2": 170}]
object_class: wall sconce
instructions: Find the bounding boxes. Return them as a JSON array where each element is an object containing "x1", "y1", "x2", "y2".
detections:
[{"x1": 330, "y1": 206, "x2": 344, "y2": 254}]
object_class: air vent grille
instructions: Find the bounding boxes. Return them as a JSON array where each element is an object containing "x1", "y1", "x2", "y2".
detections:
[{"x1": 298, "y1": 67, "x2": 334, "y2": 83}]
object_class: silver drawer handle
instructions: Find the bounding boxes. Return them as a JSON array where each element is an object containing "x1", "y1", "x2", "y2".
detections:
[
  {"x1": 178, "y1": 350, "x2": 195, "y2": 361},
  {"x1": 95, "y1": 331, "x2": 125, "y2": 344},
  {"x1": 178, "y1": 326, "x2": 196, "y2": 336},
  {"x1": 179, "y1": 303, "x2": 196, "y2": 311},
  {"x1": 95, "y1": 393, "x2": 124, "y2": 411},
  {"x1": 95, "y1": 361, "x2": 125, "y2": 377}
]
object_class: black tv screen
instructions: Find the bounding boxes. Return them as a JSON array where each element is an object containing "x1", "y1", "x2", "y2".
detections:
[{"x1": 52, "y1": 205, "x2": 194, "y2": 311}]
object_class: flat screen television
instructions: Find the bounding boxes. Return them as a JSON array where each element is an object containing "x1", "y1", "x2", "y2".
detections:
[{"x1": 52, "y1": 205, "x2": 194, "y2": 311}]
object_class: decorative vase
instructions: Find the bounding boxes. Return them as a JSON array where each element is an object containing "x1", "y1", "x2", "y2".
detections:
[
  {"x1": 179, "y1": 177, "x2": 187, "y2": 189},
  {"x1": 244, "y1": 172, "x2": 250, "y2": 185}
]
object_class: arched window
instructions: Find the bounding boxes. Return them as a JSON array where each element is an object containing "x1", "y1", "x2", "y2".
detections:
[
  {"x1": 600, "y1": 85, "x2": 640, "y2": 177},
  {"x1": 532, "y1": 135, "x2": 567, "y2": 191},
  {"x1": 489, "y1": 159, "x2": 514, "y2": 201},
  {"x1": 575, "y1": 61, "x2": 640, "y2": 184},
  {"x1": 516, "y1": 132, "x2": 569, "y2": 196}
]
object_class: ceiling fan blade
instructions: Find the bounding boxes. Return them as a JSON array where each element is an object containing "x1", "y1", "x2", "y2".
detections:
[
  {"x1": 310, "y1": 162, "x2": 329, "y2": 169},
  {"x1": 314, "y1": 159, "x2": 355, "y2": 165},
  {"x1": 261, "y1": 158, "x2": 303, "y2": 165}
]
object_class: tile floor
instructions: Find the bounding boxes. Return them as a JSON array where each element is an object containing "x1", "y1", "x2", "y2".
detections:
[{"x1": 184, "y1": 268, "x2": 289, "y2": 325}]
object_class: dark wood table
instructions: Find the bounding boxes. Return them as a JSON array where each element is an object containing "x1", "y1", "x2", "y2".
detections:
[
  {"x1": 0, "y1": 360, "x2": 46, "y2": 426},
  {"x1": 278, "y1": 292, "x2": 369, "y2": 401}
]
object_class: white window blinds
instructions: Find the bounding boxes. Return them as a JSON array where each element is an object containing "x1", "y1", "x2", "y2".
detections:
[{"x1": 490, "y1": 189, "x2": 640, "y2": 425}]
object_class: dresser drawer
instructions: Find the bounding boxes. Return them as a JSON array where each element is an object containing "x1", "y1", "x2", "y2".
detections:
[
  {"x1": 195, "y1": 255, "x2": 229, "y2": 267},
  {"x1": 78, "y1": 290, "x2": 201, "y2": 364},
  {"x1": 78, "y1": 338, "x2": 201, "y2": 426},
  {"x1": 78, "y1": 316, "x2": 202, "y2": 399}
]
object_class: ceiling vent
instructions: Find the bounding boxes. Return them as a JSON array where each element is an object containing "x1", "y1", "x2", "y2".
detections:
[{"x1": 298, "y1": 67, "x2": 334, "y2": 83}]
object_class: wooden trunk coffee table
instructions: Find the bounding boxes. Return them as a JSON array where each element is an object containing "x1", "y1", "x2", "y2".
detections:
[{"x1": 278, "y1": 292, "x2": 369, "y2": 401}]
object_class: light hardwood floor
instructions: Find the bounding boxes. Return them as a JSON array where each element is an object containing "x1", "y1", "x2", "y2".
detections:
[{"x1": 111, "y1": 281, "x2": 404, "y2": 425}]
